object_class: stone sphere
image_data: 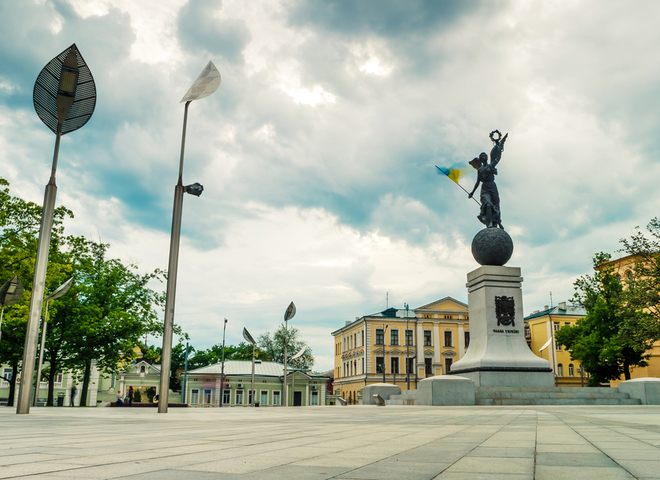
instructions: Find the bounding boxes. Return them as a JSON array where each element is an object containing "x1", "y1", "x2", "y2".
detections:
[{"x1": 471, "y1": 228, "x2": 514, "y2": 266}]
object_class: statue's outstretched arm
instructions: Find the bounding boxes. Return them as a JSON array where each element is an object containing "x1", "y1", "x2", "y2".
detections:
[
  {"x1": 490, "y1": 133, "x2": 508, "y2": 166},
  {"x1": 468, "y1": 178, "x2": 480, "y2": 198}
]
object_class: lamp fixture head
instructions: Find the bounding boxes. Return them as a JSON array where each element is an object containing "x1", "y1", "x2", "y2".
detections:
[{"x1": 185, "y1": 182, "x2": 204, "y2": 197}]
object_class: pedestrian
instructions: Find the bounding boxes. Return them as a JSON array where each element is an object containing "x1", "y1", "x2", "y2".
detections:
[
  {"x1": 116, "y1": 390, "x2": 123, "y2": 407},
  {"x1": 128, "y1": 386, "x2": 134, "y2": 407},
  {"x1": 69, "y1": 383, "x2": 77, "y2": 407}
]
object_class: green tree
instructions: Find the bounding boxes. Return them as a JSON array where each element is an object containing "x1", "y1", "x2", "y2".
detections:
[
  {"x1": 620, "y1": 217, "x2": 660, "y2": 332},
  {"x1": 556, "y1": 253, "x2": 655, "y2": 385},
  {"x1": 0, "y1": 177, "x2": 72, "y2": 406},
  {"x1": 64, "y1": 240, "x2": 166, "y2": 405},
  {"x1": 258, "y1": 325, "x2": 314, "y2": 370}
]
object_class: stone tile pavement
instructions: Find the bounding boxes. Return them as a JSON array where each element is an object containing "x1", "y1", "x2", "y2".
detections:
[{"x1": 1, "y1": 405, "x2": 660, "y2": 479}]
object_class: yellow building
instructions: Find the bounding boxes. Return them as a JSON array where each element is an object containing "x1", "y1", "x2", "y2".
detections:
[
  {"x1": 524, "y1": 302, "x2": 587, "y2": 387},
  {"x1": 332, "y1": 297, "x2": 469, "y2": 404},
  {"x1": 604, "y1": 254, "x2": 660, "y2": 385}
]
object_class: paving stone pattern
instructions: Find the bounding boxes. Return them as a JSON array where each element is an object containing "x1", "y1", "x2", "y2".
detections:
[{"x1": 1, "y1": 405, "x2": 660, "y2": 479}]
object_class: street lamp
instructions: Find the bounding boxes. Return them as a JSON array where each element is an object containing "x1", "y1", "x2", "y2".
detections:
[
  {"x1": 0, "y1": 276, "x2": 25, "y2": 344},
  {"x1": 18, "y1": 44, "x2": 96, "y2": 415},
  {"x1": 243, "y1": 327, "x2": 257, "y2": 406},
  {"x1": 382, "y1": 324, "x2": 389, "y2": 384},
  {"x1": 289, "y1": 346, "x2": 306, "y2": 407},
  {"x1": 158, "y1": 61, "x2": 221, "y2": 414},
  {"x1": 219, "y1": 318, "x2": 228, "y2": 407},
  {"x1": 33, "y1": 277, "x2": 73, "y2": 407},
  {"x1": 283, "y1": 301, "x2": 296, "y2": 408}
]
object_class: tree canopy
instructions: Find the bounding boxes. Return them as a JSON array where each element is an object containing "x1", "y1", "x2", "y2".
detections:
[
  {"x1": 258, "y1": 324, "x2": 314, "y2": 370},
  {"x1": 555, "y1": 248, "x2": 659, "y2": 386}
]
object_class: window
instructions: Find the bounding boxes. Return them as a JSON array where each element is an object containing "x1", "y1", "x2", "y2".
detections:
[
  {"x1": 236, "y1": 390, "x2": 243, "y2": 405},
  {"x1": 354, "y1": 360, "x2": 357, "y2": 375},
  {"x1": 248, "y1": 390, "x2": 255, "y2": 405},
  {"x1": 362, "y1": 358, "x2": 364, "y2": 374},
  {"x1": 405, "y1": 330, "x2": 414, "y2": 346},
  {"x1": 376, "y1": 329, "x2": 384, "y2": 345},
  {"x1": 464, "y1": 331, "x2": 470, "y2": 348},
  {"x1": 362, "y1": 330, "x2": 364, "y2": 346},
  {"x1": 190, "y1": 389, "x2": 199, "y2": 404},
  {"x1": 406, "y1": 358, "x2": 415, "y2": 376},
  {"x1": 569, "y1": 364, "x2": 574, "y2": 377},
  {"x1": 424, "y1": 330, "x2": 432, "y2": 346},
  {"x1": 391, "y1": 357, "x2": 399, "y2": 374},
  {"x1": 222, "y1": 389, "x2": 230, "y2": 405},
  {"x1": 553, "y1": 322, "x2": 561, "y2": 351},
  {"x1": 445, "y1": 358, "x2": 453, "y2": 374},
  {"x1": 204, "y1": 389, "x2": 212, "y2": 405},
  {"x1": 557, "y1": 363, "x2": 564, "y2": 377},
  {"x1": 311, "y1": 391, "x2": 319, "y2": 405},
  {"x1": 444, "y1": 331, "x2": 452, "y2": 347},
  {"x1": 424, "y1": 358, "x2": 432, "y2": 376},
  {"x1": 273, "y1": 391, "x2": 281, "y2": 405},
  {"x1": 140, "y1": 365, "x2": 146, "y2": 373},
  {"x1": 261, "y1": 390, "x2": 268, "y2": 405},
  {"x1": 350, "y1": 362, "x2": 353, "y2": 376},
  {"x1": 376, "y1": 356, "x2": 385, "y2": 374},
  {"x1": 354, "y1": 333, "x2": 357, "y2": 348},
  {"x1": 524, "y1": 325, "x2": 531, "y2": 338},
  {"x1": 391, "y1": 329, "x2": 399, "y2": 345}
]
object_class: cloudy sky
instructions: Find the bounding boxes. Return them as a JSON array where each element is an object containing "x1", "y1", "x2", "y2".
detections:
[{"x1": 2, "y1": 0, "x2": 659, "y2": 372}]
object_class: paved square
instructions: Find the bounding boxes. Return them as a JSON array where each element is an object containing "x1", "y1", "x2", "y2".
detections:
[{"x1": 1, "y1": 405, "x2": 659, "y2": 479}]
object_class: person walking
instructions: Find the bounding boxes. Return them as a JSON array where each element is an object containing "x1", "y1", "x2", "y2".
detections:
[
  {"x1": 128, "y1": 386, "x2": 134, "y2": 407},
  {"x1": 69, "y1": 383, "x2": 77, "y2": 407},
  {"x1": 116, "y1": 390, "x2": 123, "y2": 407}
]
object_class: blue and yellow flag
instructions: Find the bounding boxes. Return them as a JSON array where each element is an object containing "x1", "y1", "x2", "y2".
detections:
[{"x1": 436, "y1": 165, "x2": 464, "y2": 184}]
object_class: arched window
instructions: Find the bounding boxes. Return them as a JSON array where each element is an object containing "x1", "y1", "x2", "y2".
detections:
[
  {"x1": 140, "y1": 365, "x2": 146, "y2": 373},
  {"x1": 557, "y1": 363, "x2": 564, "y2": 377},
  {"x1": 569, "y1": 364, "x2": 574, "y2": 377}
]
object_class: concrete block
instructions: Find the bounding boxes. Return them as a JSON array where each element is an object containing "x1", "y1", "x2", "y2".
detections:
[
  {"x1": 417, "y1": 375, "x2": 475, "y2": 406},
  {"x1": 373, "y1": 394, "x2": 385, "y2": 406},
  {"x1": 618, "y1": 377, "x2": 660, "y2": 405},
  {"x1": 361, "y1": 383, "x2": 401, "y2": 405}
]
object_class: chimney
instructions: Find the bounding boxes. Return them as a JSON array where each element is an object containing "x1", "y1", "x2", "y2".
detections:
[
  {"x1": 558, "y1": 302, "x2": 567, "y2": 310},
  {"x1": 544, "y1": 305, "x2": 549, "y2": 311},
  {"x1": 345, "y1": 320, "x2": 351, "y2": 325}
]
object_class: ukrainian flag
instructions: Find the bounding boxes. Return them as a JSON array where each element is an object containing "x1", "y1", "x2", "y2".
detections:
[{"x1": 436, "y1": 165, "x2": 464, "y2": 184}]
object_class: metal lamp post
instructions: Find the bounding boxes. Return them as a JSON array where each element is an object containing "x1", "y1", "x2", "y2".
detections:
[
  {"x1": 219, "y1": 318, "x2": 228, "y2": 407},
  {"x1": 282, "y1": 302, "x2": 296, "y2": 408},
  {"x1": 0, "y1": 276, "x2": 25, "y2": 344},
  {"x1": 289, "y1": 346, "x2": 306, "y2": 406},
  {"x1": 243, "y1": 327, "x2": 257, "y2": 406},
  {"x1": 158, "y1": 61, "x2": 221, "y2": 413},
  {"x1": 33, "y1": 277, "x2": 73, "y2": 406},
  {"x1": 17, "y1": 44, "x2": 96, "y2": 415},
  {"x1": 181, "y1": 342, "x2": 190, "y2": 403},
  {"x1": 382, "y1": 324, "x2": 389, "y2": 384},
  {"x1": 404, "y1": 303, "x2": 410, "y2": 390}
]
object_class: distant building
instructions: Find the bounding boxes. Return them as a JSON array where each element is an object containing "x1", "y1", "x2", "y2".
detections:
[
  {"x1": 331, "y1": 297, "x2": 470, "y2": 404},
  {"x1": 182, "y1": 360, "x2": 329, "y2": 407},
  {"x1": 524, "y1": 302, "x2": 588, "y2": 387}
]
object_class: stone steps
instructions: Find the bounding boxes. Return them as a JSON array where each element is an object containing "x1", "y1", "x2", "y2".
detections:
[{"x1": 475, "y1": 386, "x2": 641, "y2": 406}]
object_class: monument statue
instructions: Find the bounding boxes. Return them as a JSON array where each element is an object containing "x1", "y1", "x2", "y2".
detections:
[{"x1": 468, "y1": 130, "x2": 507, "y2": 229}]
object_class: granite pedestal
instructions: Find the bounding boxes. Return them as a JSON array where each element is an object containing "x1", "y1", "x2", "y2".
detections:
[{"x1": 450, "y1": 265, "x2": 554, "y2": 387}]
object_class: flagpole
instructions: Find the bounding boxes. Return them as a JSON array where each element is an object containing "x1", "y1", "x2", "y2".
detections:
[{"x1": 435, "y1": 166, "x2": 481, "y2": 206}]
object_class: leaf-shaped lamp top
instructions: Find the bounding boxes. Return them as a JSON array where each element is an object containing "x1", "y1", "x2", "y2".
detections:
[{"x1": 180, "y1": 61, "x2": 221, "y2": 103}]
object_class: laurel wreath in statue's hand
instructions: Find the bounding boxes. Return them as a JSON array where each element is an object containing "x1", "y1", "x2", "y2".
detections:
[{"x1": 489, "y1": 130, "x2": 502, "y2": 143}]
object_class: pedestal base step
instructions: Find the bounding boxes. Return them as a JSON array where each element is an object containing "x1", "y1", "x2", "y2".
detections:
[{"x1": 475, "y1": 386, "x2": 641, "y2": 406}]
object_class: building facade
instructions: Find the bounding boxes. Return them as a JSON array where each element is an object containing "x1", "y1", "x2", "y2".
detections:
[
  {"x1": 332, "y1": 297, "x2": 470, "y2": 404},
  {"x1": 524, "y1": 302, "x2": 588, "y2": 387},
  {"x1": 183, "y1": 360, "x2": 329, "y2": 407}
]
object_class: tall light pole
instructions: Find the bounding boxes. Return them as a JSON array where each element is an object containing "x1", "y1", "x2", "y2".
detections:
[
  {"x1": 181, "y1": 342, "x2": 189, "y2": 404},
  {"x1": 158, "y1": 62, "x2": 220, "y2": 414},
  {"x1": 405, "y1": 303, "x2": 410, "y2": 390},
  {"x1": 289, "y1": 346, "x2": 306, "y2": 407},
  {"x1": 220, "y1": 318, "x2": 228, "y2": 407},
  {"x1": 0, "y1": 276, "x2": 24, "y2": 344},
  {"x1": 243, "y1": 327, "x2": 257, "y2": 407},
  {"x1": 33, "y1": 277, "x2": 73, "y2": 406},
  {"x1": 382, "y1": 324, "x2": 389, "y2": 384},
  {"x1": 18, "y1": 44, "x2": 96, "y2": 415},
  {"x1": 283, "y1": 302, "x2": 296, "y2": 408}
]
